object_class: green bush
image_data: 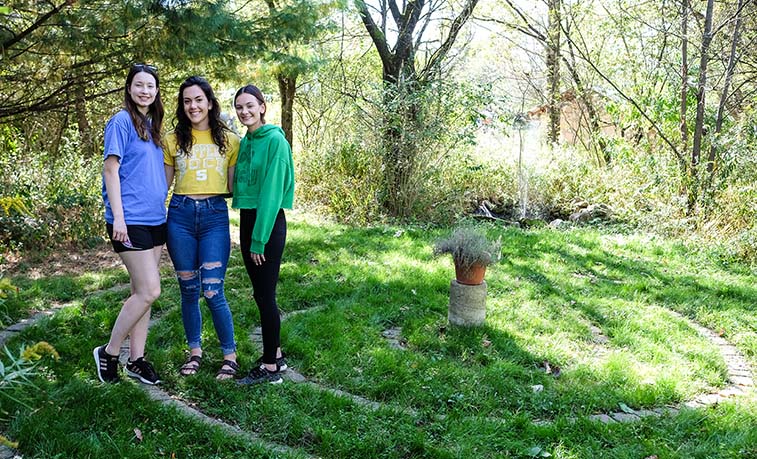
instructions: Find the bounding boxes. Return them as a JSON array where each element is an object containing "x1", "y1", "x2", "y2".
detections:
[
  {"x1": 297, "y1": 141, "x2": 382, "y2": 225},
  {"x1": 0, "y1": 126, "x2": 103, "y2": 251}
]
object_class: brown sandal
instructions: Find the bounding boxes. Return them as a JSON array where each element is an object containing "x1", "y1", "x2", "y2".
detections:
[
  {"x1": 216, "y1": 359, "x2": 240, "y2": 380},
  {"x1": 180, "y1": 355, "x2": 202, "y2": 376}
]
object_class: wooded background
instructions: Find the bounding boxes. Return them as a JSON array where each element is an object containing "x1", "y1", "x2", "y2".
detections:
[{"x1": 1, "y1": 0, "x2": 756, "y2": 263}]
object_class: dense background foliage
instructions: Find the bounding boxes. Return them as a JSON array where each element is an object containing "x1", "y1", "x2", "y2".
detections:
[{"x1": 1, "y1": 0, "x2": 756, "y2": 263}]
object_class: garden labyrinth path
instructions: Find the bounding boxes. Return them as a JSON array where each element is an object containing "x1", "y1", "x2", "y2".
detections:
[
  {"x1": 0, "y1": 286, "x2": 754, "y2": 457},
  {"x1": 0, "y1": 280, "x2": 317, "y2": 458},
  {"x1": 0, "y1": 282, "x2": 131, "y2": 349},
  {"x1": 247, "y1": 306, "x2": 754, "y2": 427}
]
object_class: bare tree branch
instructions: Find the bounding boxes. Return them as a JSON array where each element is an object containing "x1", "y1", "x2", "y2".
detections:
[{"x1": 420, "y1": 0, "x2": 479, "y2": 82}]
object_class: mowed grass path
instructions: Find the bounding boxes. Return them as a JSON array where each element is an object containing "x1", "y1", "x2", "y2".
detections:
[{"x1": 1, "y1": 210, "x2": 755, "y2": 458}]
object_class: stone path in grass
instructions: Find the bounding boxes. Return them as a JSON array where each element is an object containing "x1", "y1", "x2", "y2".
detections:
[
  {"x1": 140, "y1": 384, "x2": 315, "y2": 458},
  {"x1": 0, "y1": 282, "x2": 134, "y2": 459},
  {"x1": 117, "y1": 339, "x2": 315, "y2": 459},
  {"x1": 247, "y1": 306, "x2": 754, "y2": 426},
  {"x1": 0, "y1": 283, "x2": 131, "y2": 349},
  {"x1": 0, "y1": 283, "x2": 315, "y2": 459},
  {"x1": 0, "y1": 290, "x2": 754, "y2": 458},
  {"x1": 579, "y1": 309, "x2": 754, "y2": 424}
]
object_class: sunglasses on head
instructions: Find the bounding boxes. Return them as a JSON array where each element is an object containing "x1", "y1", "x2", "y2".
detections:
[{"x1": 132, "y1": 63, "x2": 158, "y2": 73}]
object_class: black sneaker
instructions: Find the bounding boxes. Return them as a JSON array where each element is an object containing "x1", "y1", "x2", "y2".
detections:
[
  {"x1": 93, "y1": 345, "x2": 120, "y2": 383},
  {"x1": 255, "y1": 352, "x2": 288, "y2": 372},
  {"x1": 125, "y1": 357, "x2": 161, "y2": 385},
  {"x1": 237, "y1": 364, "x2": 283, "y2": 385}
]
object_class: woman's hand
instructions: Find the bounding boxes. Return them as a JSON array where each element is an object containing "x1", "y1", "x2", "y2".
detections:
[
  {"x1": 112, "y1": 218, "x2": 129, "y2": 243},
  {"x1": 250, "y1": 252, "x2": 266, "y2": 265}
]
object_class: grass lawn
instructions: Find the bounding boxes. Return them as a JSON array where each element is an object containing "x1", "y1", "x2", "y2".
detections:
[{"x1": 1, "y1": 210, "x2": 755, "y2": 458}]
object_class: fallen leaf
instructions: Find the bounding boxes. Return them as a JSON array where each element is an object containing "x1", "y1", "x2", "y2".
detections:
[
  {"x1": 524, "y1": 445, "x2": 552, "y2": 457},
  {"x1": 133, "y1": 428, "x2": 143, "y2": 442},
  {"x1": 618, "y1": 403, "x2": 636, "y2": 414}
]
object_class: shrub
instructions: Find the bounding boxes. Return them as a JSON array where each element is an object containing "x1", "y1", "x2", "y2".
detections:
[
  {"x1": 0, "y1": 126, "x2": 103, "y2": 251},
  {"x1": 297, "y1": 141, "x2": 382, "y2": 225}
]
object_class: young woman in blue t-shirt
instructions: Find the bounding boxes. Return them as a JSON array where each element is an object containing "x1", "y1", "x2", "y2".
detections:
[{"x1": 94, "y1": 64, "x2": 167, "y2": 385}]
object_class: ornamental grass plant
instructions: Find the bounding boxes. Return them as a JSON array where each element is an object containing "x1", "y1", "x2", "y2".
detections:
[{"x1": 433, "y1": 224, "x2": 502, "y2": 272}]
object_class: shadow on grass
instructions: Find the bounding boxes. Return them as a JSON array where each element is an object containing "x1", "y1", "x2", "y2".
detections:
[
  {"x1": 272, "y1": 222, "x2": 755, "y2": 418},
  {"x1": 2, "y1": 218, "x2": 755, "y2": 458}
]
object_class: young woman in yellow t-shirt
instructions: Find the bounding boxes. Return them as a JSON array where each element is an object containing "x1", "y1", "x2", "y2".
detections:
[{"x1": 164, "y1": 76, "x2": 241, "y2": 380}]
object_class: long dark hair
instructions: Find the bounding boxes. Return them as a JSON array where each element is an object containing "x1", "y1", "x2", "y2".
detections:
[
  {"x1": 123, "y1": 64, "x2": 164, "y2": 147},
  {"x1": 234, "y1": 84, "x2": 266, "y2": 124},
  {"x1": 174, "y1": 76, "x2": 230, "y2": 157}
]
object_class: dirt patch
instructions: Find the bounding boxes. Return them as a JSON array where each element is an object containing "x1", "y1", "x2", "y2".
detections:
[
  {"x1": 1, "y1": 242, "x2": 173, "y2": 279},
  {"x1": 2, "y1": 242, "x2": 122, "y2": 279}
]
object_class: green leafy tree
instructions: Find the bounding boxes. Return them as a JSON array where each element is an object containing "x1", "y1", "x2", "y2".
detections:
[
  {"x1": 355, "y1": 0, "x2": 479, "y2": 217},
  {"x1": 257, "y1": 0, "x2": 337, "y2": 145}
]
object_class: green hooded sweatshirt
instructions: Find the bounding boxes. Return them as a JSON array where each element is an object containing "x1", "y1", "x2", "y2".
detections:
[{"x1": 232, "y1": 124, "x2": 295, "y2": 254}]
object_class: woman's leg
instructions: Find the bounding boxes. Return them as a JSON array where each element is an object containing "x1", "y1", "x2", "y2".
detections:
[
  {"x1": 166, "y1": 197, "x2": 203, "y2": 358},
  {"x1": 105, "y1": 246, "x2": 162, "y2": 357},
  {"x1": 126, "y1": 245, "x2": 164, "y2": 359},
  {"x1": 199, "y1": 201, "x2": 236, "y2": 358},
  {"x1": 240, "y1": 209, "x2": 286, "y2": 367}
]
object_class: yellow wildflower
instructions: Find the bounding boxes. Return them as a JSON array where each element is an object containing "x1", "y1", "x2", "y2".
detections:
[
  {"x1": 0, "y1": 435, "x2": 18, "y2": 448},
  {"x1": 21, "y1": 341, "x2": 60, "y2": 362}
]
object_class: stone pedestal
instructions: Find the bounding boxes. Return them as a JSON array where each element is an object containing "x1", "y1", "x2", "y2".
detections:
[{"x1": 448, "y1": 279, "x2": 487, "y2": 326}]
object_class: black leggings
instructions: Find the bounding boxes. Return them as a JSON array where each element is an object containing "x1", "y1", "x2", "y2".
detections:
[{"x1": 239, "y1": 209, "x2": 287, "y2": 364}]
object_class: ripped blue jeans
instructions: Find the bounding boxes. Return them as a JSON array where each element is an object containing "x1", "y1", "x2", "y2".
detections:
[{"x1": 166, "y1": 195, "x2": 236, "y2": 355}]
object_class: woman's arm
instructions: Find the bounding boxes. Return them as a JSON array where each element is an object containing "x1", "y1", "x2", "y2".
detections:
[
  {"x1": 227, "y1": 166, "x2": 235, "y2": 193},
  {"x1": 164, "y1": 164, "x2": 175, "y2": 191},
  {"x1": 249, "y1": 138, "x2": 291, "y2": 254},
  {"x1": 103, "y1": 156, "x2": 128, "y2": 242}
]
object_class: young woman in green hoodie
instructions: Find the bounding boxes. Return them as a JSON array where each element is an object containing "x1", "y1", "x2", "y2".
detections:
[{"x1": 232, "y1": 85, "x2": 295, "y2": 385}]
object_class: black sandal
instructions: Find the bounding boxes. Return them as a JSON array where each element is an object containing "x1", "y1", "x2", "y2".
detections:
[
  {"x1": 216, "y1": 359, "x2": 240, "y2": 380},
  {"x1": 180, "y1": 355, "x2": 202, "y2": 376}
]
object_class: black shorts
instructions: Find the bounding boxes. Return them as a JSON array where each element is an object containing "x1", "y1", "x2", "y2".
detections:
[{"x1": 106, "y1": 223, "x2": 167, "y2": 253}]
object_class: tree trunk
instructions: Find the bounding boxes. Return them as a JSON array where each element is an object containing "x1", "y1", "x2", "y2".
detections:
[
  {"x1": 707, "y1": 0, "x2": 743, "y2": 178},
  {"x1": 382, "y1": 80, "x2": 420, "y2": 218},
  {"x1": 563, "y1": 36, "x2": 607, "y2": 165},
  {"x1": 277, "y1": 73, "x2": 296, "y2": 146},
  {"x1": 546, "y1": 0, "x2": 561, "y2": 144},
  {"x1": 355, "y1": 0, "x2": 478, "y2": 217},
  {"x1": 689, "y1": 0, "x2": 714, "y2": 215},
  {"x1": 680, "y1": 0, "x2": 689, "y2": 153},
  {"x1": 74, "y1": 84, "x2": 94, "y2": 157}
]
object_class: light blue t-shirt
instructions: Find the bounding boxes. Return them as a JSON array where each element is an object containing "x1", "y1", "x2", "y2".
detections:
[{"x1": 101, "y1": 110, "x2": 167, "y2": 225}]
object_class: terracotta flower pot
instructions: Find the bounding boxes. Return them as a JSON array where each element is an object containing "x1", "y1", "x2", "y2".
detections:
[{"x1": 454, "y1": 262, "x2": 487, "y2": 285}]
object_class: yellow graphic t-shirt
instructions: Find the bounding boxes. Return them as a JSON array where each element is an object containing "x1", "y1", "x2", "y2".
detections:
[{"x1": 164, "y1": 129, "x2": 240, "y2": 195}]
